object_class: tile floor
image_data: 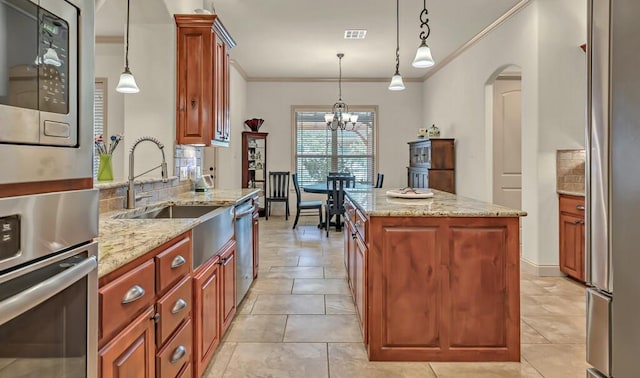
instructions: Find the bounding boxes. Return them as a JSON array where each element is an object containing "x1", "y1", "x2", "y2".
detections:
[{"x1": 205, "y1": 217, "x2": 590, "y2": 378}]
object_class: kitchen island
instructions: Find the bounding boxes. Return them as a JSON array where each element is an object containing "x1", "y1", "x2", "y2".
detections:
[{"x1": 343, "y1": 188, "x2": 526, "y2": 362}]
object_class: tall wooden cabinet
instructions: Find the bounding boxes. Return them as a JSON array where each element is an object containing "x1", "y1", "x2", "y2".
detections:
[
  {"x1": 242, "y1": 132, "x2": 268, "y2": 212},
  {"x1": 407, "y1": 138, "x2": 455, "y2": 193},
  {"x1": 175, "y1": 15, "x2": 235, "y2": 147}
]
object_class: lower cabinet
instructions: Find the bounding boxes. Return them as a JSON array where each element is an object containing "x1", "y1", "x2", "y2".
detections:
[
  {"x1": 220, "y1": 240, "x2": 237, "y2": 335},
  {"x1": 99, "y1": 306, "x2": 156, "y2": 378},
  {"x1": 193, "y1": 255, "x2": 221, "y2": 378},
  {"x1": 343, "y1": 201, "x2": 368, "y2": 343},
  {"x1": 559, "y1": 194, "x2": 586, "y2": 282}
]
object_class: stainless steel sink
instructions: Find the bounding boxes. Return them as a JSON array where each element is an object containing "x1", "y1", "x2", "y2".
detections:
[{"x1": 126, "y1": 205, "x2": 222, "y2": 219}]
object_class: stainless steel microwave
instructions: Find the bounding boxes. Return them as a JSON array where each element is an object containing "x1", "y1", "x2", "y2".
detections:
[{"x1": 0, "y1": 0, "x2": 78, "y2": 147}]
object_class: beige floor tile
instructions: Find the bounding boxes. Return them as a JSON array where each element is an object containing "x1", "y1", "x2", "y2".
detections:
[
  {"x1": 259, "y1": 256, "x2": 300, "y2": 268},
  {"x1": 528, "y1": 277, "x2": 587, "y2": 296},
  {"x1": 299, "y1": 255, "x2": 344, "y2": 267},
  {"x1": 0, "y1": 359, "x2": 16, "y2": 370},
  {"x1": 249, "y1": 278, "x2": 293, "y2": 294},
  {"x1": 252, "y1": 294, "x2": 325, "y2": 314},
  {"x1": 521, "y1": 296, "x2": 555, "y2": 317},
  {"x1": 205, "y1": 342, "x2": 237, "y2": 378},
  {"x1": 522, "y1": 315, "x2": 586, "y2": 344},
  {"x1": 284, "y1": 314, "x2": 362, "y2": 342},
  {"x1": 325, "y1": 295, "x2": 356, "y2": 314},
  {"x1": 222, "y1": 342, "x2": 328, "y2": 378},
  {"x1": 237, "y1": 292, "x2": 258, "y2": 314},
  {"x1": 261, "y1": 266, "x2": 324, "y2": 279},
  {"x1": 527, "y1": 295, "x2": 585, "y2": 316},
  {"x1": 521, "y1": 321, "x2": 550, "y2": 344},
  {"x1": 0, "y1": 358, "x2": 85, "y2": 377},
  {"x1": 224, "y1": 315, "x2": 287, "y2": 342},
  {"x1": 328, "y1": 343, "x2": 434, "y2": 378},
  {"x1": 430, "y1": 361, "x2": 542, "y2": 377},
  {"x1": 522, "y1": 344, "x2": 588, "y2": 378},
  {"x1": 292, "y1": 278, "x2": 351, "y2": 294},
  {"x1": 520, "y1": 280, "x2": 551, "y2": 296},
  {"x1": 324, "y1": 266, "x2": 347, "y2": 279},
  {"x1": 275, "y1": 246, "x2": 324, "y2": 257}
]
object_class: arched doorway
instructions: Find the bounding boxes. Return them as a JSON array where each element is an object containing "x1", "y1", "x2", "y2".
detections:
[{"x1": 489, "y1": 66, "x2": 522, "y2": 209}]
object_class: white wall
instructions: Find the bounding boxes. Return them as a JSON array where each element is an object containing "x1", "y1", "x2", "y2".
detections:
[
  {"x1": 245, "y1": 81, "x2": 423, "y2": 190},
  {"x1": 122, "y1": 23, "x2": 176, "y2": 179},
  {"x1": 215, "y1": 65, "x2": 248, "y2": 188},
  {"x1": 95, "y1": 43, "x2": 126, "y2": 179},
  {"x1": 421, "y1": 0, "x2": 586, "y2": 271}
]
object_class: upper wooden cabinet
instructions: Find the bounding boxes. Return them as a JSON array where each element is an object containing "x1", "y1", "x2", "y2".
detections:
[{"x1": 175, "y1": 15, "x2": 235, "y2": 147}]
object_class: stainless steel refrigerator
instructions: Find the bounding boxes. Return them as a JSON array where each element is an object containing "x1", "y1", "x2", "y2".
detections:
[{"x1": 586, "y1": 0, "x2": 640, "y2": 377}]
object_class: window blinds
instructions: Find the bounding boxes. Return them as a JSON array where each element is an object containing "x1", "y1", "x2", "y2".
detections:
[{"x1": 295, "y1": 109, "x2": 375, "y2": 186}]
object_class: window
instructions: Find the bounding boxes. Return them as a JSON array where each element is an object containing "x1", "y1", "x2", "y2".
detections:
[
  {"x1": 294, "y1": 107, "x2": 376, "y2": 186},
  {"x1": 94, "y1": 79, "x2": 107, "y2": 179}
]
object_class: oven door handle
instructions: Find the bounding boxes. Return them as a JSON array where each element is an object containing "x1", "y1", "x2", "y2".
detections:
[{"x1": 0, "y1": 256, "x2": 98, "y2": 327}]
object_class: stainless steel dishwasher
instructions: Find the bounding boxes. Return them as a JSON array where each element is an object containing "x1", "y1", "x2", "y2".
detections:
[{"x1": 234, "y1": 201, "x2": 254, "y2": 305}]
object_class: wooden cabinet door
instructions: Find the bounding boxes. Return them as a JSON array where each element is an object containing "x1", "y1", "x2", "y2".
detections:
[
  {"x1": 220, "y1": 241, "x2": 237, "y2": 335},
  {"x1": 253, "y1": 211, "x2": 260, "y2": 279},
  {"x1": 559, "y1": 213, "x2": 585, "y2": 281},
  {"x1": 99, "y1": 307, "x2": 155, "y2": 378},
  {"x1": 428, "y1": 170, "x2": 455, "y2": 193},
  {"x1": 213, "y1": 37, "x2": 226, "y2": 143},
  {"x1": 354, "y1": 235, "x2": 367, "y2": 341},
  {"x1": 223, "y1": 48, "x2": 231, "y2": 141},
  {"x1": 175, "y1": 25, "x2": 213, "y2": 145},
  {"x1": 193, "y1": 256, "x2": 220, "y2": 378}
]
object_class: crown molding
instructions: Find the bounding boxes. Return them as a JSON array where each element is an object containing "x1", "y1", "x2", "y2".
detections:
[
  {"x1": 229, "y1": 59, "x2": 249, "y2": 81},
  {"x1": 420, "y1": 0, "x2": 532, "y2": 82},
  {"x1": 95, "y1": 36, "x2": 124, "y2": 44},
  {"x1": 245, "y1": 76, "x2": 423, "y2": 83}
]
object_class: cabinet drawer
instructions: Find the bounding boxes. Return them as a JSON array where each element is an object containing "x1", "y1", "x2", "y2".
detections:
[
  {"x1": 559, "y1": 195, "x2": 585, "y2": 217},
  {"x1": 156, "y1": 235, "x2": 192, "y2": 294},
  {"x1": 100, "y1": 259, "x2": 155, "y2": 342},
  {"x1": 355, "y1": 209, "x2": 367, "y2": 242},
  {"x1": 345, "y1": 200, "x2": 356, "y2": 224},
  {"x1": 157, "y1": 318, "x2": 192, "y2": 378},
  {"x1": 157, "y1": 276, "x2": 192, "y2": 346}
]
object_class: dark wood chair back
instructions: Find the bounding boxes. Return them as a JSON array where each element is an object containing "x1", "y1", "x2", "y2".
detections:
[
  {"x1": 268, "y1": 171, "x2": 290, "y2": 200},
  {"x1": 328, "y1": 171, "x2": 352, "y2": 177},
  {"x1": 327, "y1": 175, "x2": 355, "y2": 209},
  {"x1": 292, "y1": 173, "x2": 302, "y2": 205},
  {"x1": 375, "y1": 173, "x2": 384, "y2": 188}
]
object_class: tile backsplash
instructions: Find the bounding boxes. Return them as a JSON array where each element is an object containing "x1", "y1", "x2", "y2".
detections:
[
  {"x1": 96, "y1": 177, "x2": 190, "y2": 213},
  {"x1": 556, "y1": 149, "x2": 585, "y2": 194},
  {"x1": 175, "y1": 145, "x2": 203, "y2": 182}
]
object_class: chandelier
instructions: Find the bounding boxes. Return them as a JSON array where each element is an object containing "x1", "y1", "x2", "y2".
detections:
[{"x1": 325, "y1": 53, "x2": 358, "y2": 131}]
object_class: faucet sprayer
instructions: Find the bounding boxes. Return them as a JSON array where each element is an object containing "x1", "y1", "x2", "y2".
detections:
[{"x1": 126, "y1": 136, "x2": 168, "y2": 208}]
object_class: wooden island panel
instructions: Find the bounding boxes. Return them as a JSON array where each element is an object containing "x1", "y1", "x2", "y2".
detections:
[{"x1": 368, "y1": 216, "x2": 520, "y2": 362}]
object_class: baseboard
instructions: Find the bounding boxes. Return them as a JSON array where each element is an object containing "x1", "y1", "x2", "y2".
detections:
[{"x1": 520, "y1": 258, "x2": 565, "y2": 277}]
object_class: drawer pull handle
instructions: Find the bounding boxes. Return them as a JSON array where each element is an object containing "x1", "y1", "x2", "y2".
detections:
[
  {"x1": 171, "y1": 299, "x2": 188, "y2": 314},
  {"x1": 171, "y1": 345, "x2": 187, "y2": 364},
  {"x1": 121, "y1": 285, "x2": 145, "y2": 304},
  {"x1": 171, "y1": 255, "x2": 186, "y2": 269},
  {"x1": 576, "y1": 205, "x2": 585, "y2": 211}
]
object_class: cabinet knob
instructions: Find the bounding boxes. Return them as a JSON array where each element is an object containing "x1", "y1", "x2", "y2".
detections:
[{"x1": 191, "y1": 99, "x2": 197, "y2": 108}]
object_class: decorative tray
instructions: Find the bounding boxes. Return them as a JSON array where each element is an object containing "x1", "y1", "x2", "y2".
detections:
[{"x1": 385, "y1": 188, "x2": 434, "y2": 199}]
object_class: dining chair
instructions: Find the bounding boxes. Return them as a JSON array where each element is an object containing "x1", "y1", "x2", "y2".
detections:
[
  {"x1": 265, "y1": 171, "x2": 290, "y2": 220},
  {"x1": 325, "y1": 175, "x2": 355, "y2": 236},
  {"x1": 291, "y1": 173, "x2": 323, "y2": 229},
  {"x1": 328, "y1": 171, "x2": 351, "y2": 177},
  {"x1": 375, "y1": 173, "x2": 384, "y2": 188}
]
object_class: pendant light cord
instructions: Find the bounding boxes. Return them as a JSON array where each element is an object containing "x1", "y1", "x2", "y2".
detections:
[
  {"x1": 394, "y1": 0, "x2": 400, "y2": 74},
  {"x1": 338, "y1": 54, "x2": 343, "y2": 101},
  {"x1": 419, "y1": 0, "x2": 431, "y2": 42},
  {"x1": 124, "y1": 0, "x2": 131, "y2": 70}
]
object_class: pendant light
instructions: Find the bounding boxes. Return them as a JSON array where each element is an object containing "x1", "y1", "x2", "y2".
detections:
[
  {"x1": 412, "y1": 0, "x2": 435, "y2": 68},
  {"x1": 116, "y1": 0, "x2": 139, "y2": 93},
  {"x1": 388, "y1": 0, "x2": 405, "y2": 91},
  {"x1": 326, "y1": 53, "x2": 358, "y2": 131}
]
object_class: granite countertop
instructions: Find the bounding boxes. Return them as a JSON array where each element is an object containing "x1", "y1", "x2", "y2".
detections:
[
  {"x1": 97, "y1": 188, "x2": 261, "y2": 278},
  {"x1": 557, "y1": 189, "x2": 585, "y2": 197},
  {"x1": 94, "y1": 176, "x2": 180, "y2": 189},
  {"x1": 345, "y1": 188, "x2": 527, "y2": 217}
]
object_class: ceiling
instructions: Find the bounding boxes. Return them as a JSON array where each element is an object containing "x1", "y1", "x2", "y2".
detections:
[{"x1": 95, "y1": 0, "x2": 522, "y2": 79}]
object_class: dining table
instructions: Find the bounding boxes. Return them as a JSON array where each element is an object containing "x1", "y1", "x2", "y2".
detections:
[{"x1": 301, "y1": 182, "x2": 371, "y2": 231}]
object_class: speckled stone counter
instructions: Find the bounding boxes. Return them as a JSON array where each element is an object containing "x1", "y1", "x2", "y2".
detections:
[
  {"x1": 557, "y1": 189, "x2": 585, "y2": 197},
  {"x1": 97, "y1": 188, "x2": 260, "y2": 277},
  {"x1": 345, "y1": 188, "x2": 527, "y2": 217}
]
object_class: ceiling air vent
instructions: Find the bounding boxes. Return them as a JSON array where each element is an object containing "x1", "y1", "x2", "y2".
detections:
[{"x1": 344, "y1": 30, "x2": 367, "y2": 39}]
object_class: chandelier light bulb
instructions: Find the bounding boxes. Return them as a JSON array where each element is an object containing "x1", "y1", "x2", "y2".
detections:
[{"x1": 412, "y1": 41, "x2": 435, "y2": 68}]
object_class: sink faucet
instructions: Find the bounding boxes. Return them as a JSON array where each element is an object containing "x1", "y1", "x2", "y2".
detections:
[{"x1": 127, "y1": 136, "x2": 168, "y2": 209}]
